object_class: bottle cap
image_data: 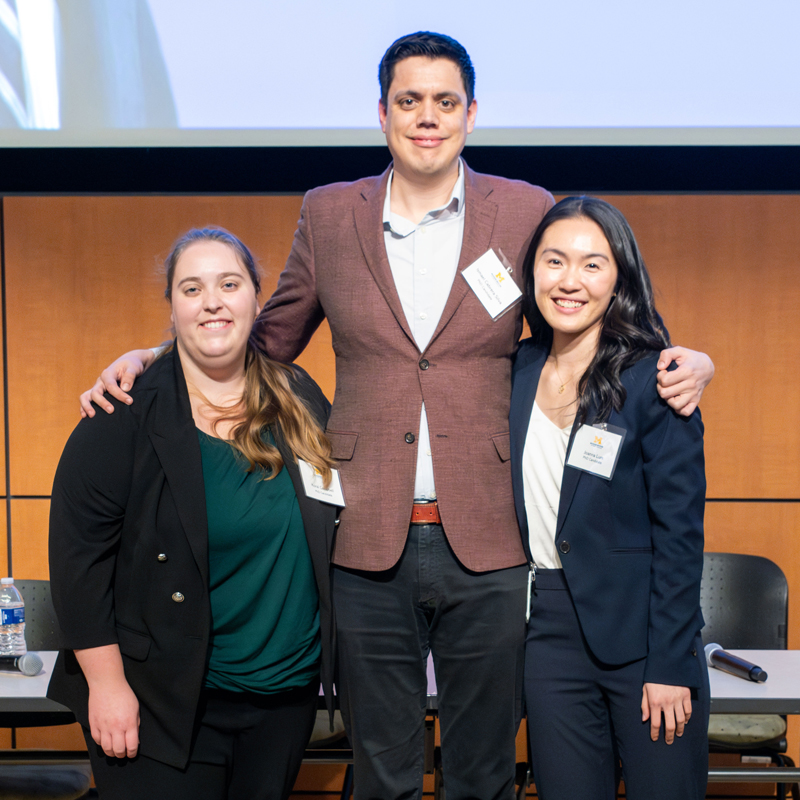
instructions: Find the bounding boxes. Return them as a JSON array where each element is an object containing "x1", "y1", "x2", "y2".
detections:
[{"x1": 0, "y1": 578, "x2": 13, "y2": 585}]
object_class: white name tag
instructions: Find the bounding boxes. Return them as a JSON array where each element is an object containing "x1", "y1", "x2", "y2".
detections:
[
  {"x1": 298, "y1": 460, "x2": 346, "y2": 506},
  {"x1": 566, "y1": 424, "x2": 626, "y2": 481},
  {"x1": 461, "y1": 249, "x2": 522, "y2": 320}
]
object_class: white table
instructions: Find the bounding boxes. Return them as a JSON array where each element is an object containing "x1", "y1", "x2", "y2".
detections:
[
  {"x1": 706, "y1": 650, "x2": 800, "y2": 784},
  {"x1": 0, "y1": 651, "x2": 74, "y2": 728},
  {"x1": 3, "y1": 651, "x2": 800, "y2": 785},
  {"x1": 709, "y1": 650, "x2": 800, "y2": 714}
]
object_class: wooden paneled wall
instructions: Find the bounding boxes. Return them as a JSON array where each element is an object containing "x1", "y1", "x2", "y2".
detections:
[{"x1": 0, "y1": 194, "x2": 797, "y2": 782}]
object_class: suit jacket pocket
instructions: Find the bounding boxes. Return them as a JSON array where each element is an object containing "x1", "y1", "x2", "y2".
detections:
[
  {"x1": 326, "y1": 430, "x2": 358, "y2": 461},
  {"x1": 491, "y1": 431, "x2": 511, "y2": 462},
  {"x1": 117, "y1": 625, "x2": 152, "y2": 662}
]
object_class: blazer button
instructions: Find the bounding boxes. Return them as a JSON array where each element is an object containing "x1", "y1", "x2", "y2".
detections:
[
  {"x1": 558, "y1": 540, "x2": 571, "y2": 554},
  {"x1": 419, "y1": 359, "x2": 429, "y2": 370},
  {"x1": 405, "y1": 432, "x2": 416, "y2": 444},
  {"x1": 692, "y1": 648, "x2": 697, "y2": 656},
  {"x1": 157, "y1": 553, "x2": 168, "y2": 562},
  {"x1": 172, "y1": 592, "x2": 185, "y2": 603}
]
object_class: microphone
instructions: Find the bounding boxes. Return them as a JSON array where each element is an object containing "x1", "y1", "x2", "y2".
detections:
[
  {"x1": 704, "y1": 643, "x2": 767, "y2": 683},
  {"x1": 0, "y1": 653, "x2": 44, "y2": 676}
]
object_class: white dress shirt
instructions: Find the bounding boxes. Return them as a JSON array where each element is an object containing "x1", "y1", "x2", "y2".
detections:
[{"x1": 382, "y1": 161, "x2": 466, "y2": 501}]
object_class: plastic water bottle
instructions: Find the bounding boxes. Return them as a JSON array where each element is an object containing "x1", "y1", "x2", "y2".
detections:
[{"x1": 0, "y1": 578, "x2": 26, "y2": 656}]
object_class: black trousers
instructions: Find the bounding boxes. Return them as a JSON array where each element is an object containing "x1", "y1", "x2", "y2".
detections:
[
  {"x1": 332, "y1": 523, "x2": 529, "y2": 800},
  {"x1": 85, "y1": 681, "x2": 318, "y2": 800},
  {"x1": 524, "y1": 569, "x2": 709, "y2": 800}
]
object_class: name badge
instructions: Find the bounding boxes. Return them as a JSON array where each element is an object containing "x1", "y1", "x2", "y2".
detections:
[
  {"x1": 566, "y1": 423, "x2": 626, "y2": 481},
  {"x1": 461, "y1": 249, "x2": 522, "y2": 320},
  {"x1": 298, "y1": 460, "x2": 346, "y2": 506}
]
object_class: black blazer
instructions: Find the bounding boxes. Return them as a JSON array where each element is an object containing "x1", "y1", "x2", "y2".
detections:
[
  {"x1": 48, "y1": 347, "x2": 337, "y2": 769},
  {"x1": 510, "y1": 340, "x2": 706, "y2": 689}
]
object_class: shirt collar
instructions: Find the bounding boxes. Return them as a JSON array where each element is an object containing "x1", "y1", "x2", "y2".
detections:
[{"x1": 383, "y1": 159, "x2": 465, "y2": 238}]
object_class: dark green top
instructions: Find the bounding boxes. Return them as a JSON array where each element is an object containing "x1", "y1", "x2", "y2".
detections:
[{"x1": 198, "y1": 429, "x2": 320, "y2": 693}]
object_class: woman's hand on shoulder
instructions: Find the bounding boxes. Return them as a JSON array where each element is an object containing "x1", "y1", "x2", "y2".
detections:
[{"x1": 641, "y1": 682, "x2": 692, "y2": 744}]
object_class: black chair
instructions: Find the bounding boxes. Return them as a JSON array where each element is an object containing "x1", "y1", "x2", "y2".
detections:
[
  {"x1": 14, "y1": 581, "x2": 66, "y2": 653},
  {"x1": 701, "y1": 552, "x2": 798, "y2": 800},
  {"x1": 0, "y1": 580, "x2": 91, "y2": 800}
]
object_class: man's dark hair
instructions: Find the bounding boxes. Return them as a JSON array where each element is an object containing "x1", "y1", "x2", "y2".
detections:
[{"x1": 378, "y1": 31, "x2": 475, "y2": 107}]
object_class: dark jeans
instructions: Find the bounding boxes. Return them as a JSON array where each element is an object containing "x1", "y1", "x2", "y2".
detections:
[
  {"x1": 86, "y1": 681, "x2": 318, "y2": 800},
  {"x1": 333, "y1": 523, "x2": 529, "y2": 800},
  {"x1": 525, "y1": 569, "x2": 709, "y2": 800}
]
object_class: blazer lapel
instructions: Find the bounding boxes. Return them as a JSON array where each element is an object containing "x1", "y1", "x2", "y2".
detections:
[
  {"x1": 509, "y1": 347, "x2": 547, "y2": 550},
  {"x1": 353, "y1": 167, "x2": 416, "y2": 346},
  {"x1": 556, "y1": 428, "x2": 583, "y2": 537},
  {"x1": 425, "y1": 167, "x2": 498, "y2": 351},
  {"x1": 510, "y1": 348, "x2": 547, "y2": 475},
  {"x1": 148, "y1": 350, "x2": 209, "y2": 586},
  {"x1": 511, "y1": 344, "x2": 586, "y2": 540}
]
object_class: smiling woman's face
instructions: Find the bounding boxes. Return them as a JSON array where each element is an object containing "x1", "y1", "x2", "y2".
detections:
[
  {"x1": 533, "y1": 216, "x2": 618, "y2": 344},
  {"x1": 169, "y1": 240, "x2": 260, "y2": 375}
]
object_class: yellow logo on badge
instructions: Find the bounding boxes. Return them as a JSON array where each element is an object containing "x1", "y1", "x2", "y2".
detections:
[
  {"x1": 495, "y1": 271, "x2": 505, "y2": 283},
  {"x1": 593, "y1": 435, "x2": 603, "y2": 445}
]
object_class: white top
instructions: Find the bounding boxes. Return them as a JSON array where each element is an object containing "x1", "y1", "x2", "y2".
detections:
[
  {"x1": 522, "y1": 401, "x2": 573, "y2": 569},
  {"x1": 382, "y1": 161, "x2": 466, "y2": 501}
]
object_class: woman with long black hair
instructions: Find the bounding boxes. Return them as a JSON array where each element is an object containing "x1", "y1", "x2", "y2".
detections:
[{"x1": 510, "y1": 197, "x2": 708, "y2": 799}]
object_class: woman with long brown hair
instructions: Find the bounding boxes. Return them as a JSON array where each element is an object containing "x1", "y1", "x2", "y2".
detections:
[{"x1": 48, "y1": 228, "x2": 337, "y2": 800}]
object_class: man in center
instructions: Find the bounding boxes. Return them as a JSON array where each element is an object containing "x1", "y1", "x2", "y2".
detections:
[
  {"x1": 84, "y1": 31, "x2": 713, "y2": 800},
  {"x1": 261, "y1": 34, "x2": 548, "y2": 800},
  {"x1": 249, "y1": 32, "x2": 712, "y2": 799}
]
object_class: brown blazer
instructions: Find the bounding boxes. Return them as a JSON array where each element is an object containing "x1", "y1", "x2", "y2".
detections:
[{"x1": 256, "y1": 163, "x2": 553, "y2": 572}]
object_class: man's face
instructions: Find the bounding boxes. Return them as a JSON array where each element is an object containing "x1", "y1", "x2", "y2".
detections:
[{"x1": 379, "y1": 56, "x2": 477, "y2": 184}]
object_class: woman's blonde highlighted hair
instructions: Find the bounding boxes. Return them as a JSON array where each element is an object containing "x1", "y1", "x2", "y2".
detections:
[{"x1": 165, "y1": 227, "x2": 334, "y2": 484}]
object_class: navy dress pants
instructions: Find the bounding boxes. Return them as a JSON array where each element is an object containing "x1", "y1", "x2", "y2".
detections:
[
  {"x1": 333, "y1": 523, "x2": 529, "y2": 800},
  {"x1": 524, "y1": 569, "x2": 709, "y2": 800}
]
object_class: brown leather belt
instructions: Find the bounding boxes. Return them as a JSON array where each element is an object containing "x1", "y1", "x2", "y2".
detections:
[{"x1": 410, "y1": 501, "x2": 441, "y2": 525}]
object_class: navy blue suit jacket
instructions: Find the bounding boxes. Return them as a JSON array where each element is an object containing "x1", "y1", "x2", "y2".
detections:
[{"x1": 510, "y1": 340, "x2": 706, "y2": 688}]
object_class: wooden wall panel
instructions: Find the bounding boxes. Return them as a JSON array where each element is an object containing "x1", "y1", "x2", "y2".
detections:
[
  {"x1": 1, "y1": 194, "x2": 799, "y2": 776},
  {"x1": 0, "y1": 302, "x2": 5, "y2": 495},
  {"x1": 0, "y1": 500, "x2": 7, "y2": 577},
  {"x1": 2, "y1": 196, "x2": 334, "y2": 497},
  {"x1": 596, "y1": 195, "x2": 800, "y2": 499},
  {"x1": 705, "y1": 502, "x2": 800, "y2": 647},
  {"x1": 9, "y1": 500, "x2": 50, "y2": 580},
  {"x1": 7, "y1": 195, "x2": 799, "y2": 500}
]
